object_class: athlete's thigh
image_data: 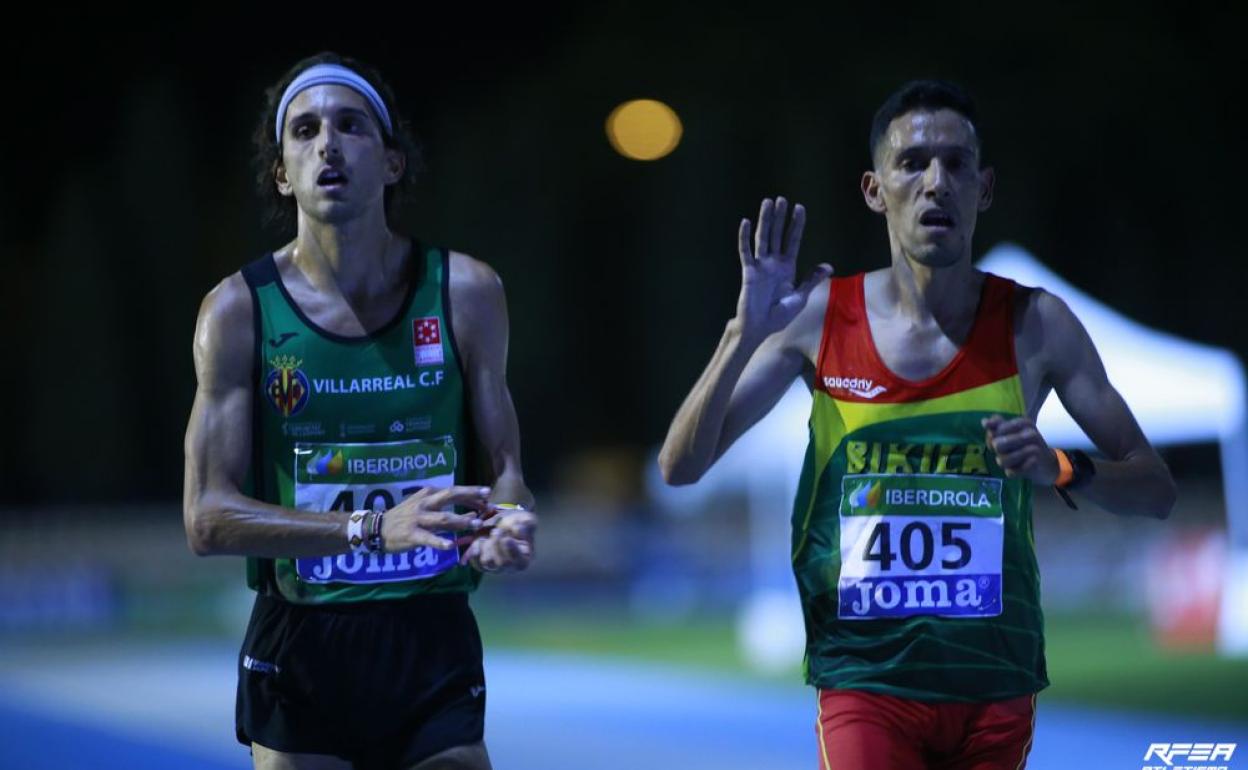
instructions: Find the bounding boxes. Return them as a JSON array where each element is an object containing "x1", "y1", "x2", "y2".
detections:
[
  {"x1": 406, "y1": 741, "x2": 491, "y2": 770},
  {"x1": 817, "y1": 689, "x2": 929, "y2": 770},
  {"x1": 252, "y1": 742, "x2": 352, "y2": 770},
  {"x1": 937, "y1": 695, "x2": 1036, "y2": 770}
]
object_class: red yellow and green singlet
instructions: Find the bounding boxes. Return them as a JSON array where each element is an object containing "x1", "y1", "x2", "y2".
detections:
[{"x1": 792, "y1": 272, "x2": 1048, "y2": 701}]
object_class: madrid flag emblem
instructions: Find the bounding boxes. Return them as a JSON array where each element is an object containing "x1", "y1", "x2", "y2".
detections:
[{"x1": 413, "y1": 317, "x2": 444, "y2": 366}]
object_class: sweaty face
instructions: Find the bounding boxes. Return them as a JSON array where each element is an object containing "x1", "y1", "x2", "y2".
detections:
[
  {"x1": 277, "y1": 84, "x2": 397, "y2": 225},
  {"x1": 869, "y1": 109, "x2": 991, "y2": 268}
]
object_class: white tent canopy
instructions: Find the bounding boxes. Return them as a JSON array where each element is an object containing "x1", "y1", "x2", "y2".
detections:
[
  {"x1": 979, "y1": 245, "x2": 1245, "y2": 447},
  {"x1": 647, "y1": 243, "x2": 1248, "y2": 662}
]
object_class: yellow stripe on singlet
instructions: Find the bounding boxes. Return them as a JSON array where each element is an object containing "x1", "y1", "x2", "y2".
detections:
[
  {"x1": 816, "y1": 692, "x2": 833, "y2": 770},
  {"x1": 793, "y1": 375, "x2": 1025, "y2": 563}
]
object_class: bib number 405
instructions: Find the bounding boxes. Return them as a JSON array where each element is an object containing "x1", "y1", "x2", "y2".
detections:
[{"x1": 863, "y1": 521, "x2": 971, "y2": 572}]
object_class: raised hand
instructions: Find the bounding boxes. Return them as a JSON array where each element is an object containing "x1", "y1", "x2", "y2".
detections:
[{"x1": 735, "y1": 197, "x2": 833, "y2": 342}]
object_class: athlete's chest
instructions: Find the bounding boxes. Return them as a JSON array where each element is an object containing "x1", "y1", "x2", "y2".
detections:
[
  {"x1": 254, "y1": 260, "x2": 462, "y2": 433},
  {"x1": 282, "y1": 283, "x2": 412, "y2": 337},
  {"x1": 852, "y1": 318, "x2": 1045, "y2": 413},
  {"x1": 866, "y1": 315, "x2": 969, "y2": 382}
]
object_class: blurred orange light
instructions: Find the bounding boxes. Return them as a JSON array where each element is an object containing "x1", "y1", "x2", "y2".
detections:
[{"x1": 606, "y1": 99, "x2": 682, "y2": 161}]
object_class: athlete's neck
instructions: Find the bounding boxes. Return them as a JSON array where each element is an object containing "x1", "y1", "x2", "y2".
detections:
[
  {"x1": 884, "y1": 252, "x2": 982, "y2": 332},
  {"x1": 291, "y1": 210, "x2": 408, "y2": 303}
]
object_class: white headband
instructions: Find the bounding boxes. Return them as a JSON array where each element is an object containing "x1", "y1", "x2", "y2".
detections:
[{"x1": 275, "y1": 63, "x2": 394, "y2": 145}]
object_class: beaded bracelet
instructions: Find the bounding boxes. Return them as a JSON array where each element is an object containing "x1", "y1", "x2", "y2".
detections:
[{"x1": 366, "y1": 510, "x2": 385, "y2": 553}]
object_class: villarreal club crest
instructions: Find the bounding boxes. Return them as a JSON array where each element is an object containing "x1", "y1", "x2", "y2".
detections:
[{"x1": 266, "y1": 355, "x2": 310, "y2": 417}]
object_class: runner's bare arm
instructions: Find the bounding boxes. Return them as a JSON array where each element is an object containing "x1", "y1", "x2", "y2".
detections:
[
  {"x1": 448, "y1": 253, "x2": 536, "y2": 571},
  {"x1": 659, "y1": 198, "x2": 832, "y2": 485},
  {"x1": 182, "y1": 275, "x2": 487, "y2": 558},
  {"x1": 659, "y1": 292, "x2": 824, "y2": 484},
  {"x1": 986, "y1": 290, "x2": 1176, "y2": 519}
]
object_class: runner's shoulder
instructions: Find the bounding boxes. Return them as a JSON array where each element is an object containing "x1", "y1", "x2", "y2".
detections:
[
  {"x1": 1010, "y1": 282, "x2": 1079, "y2": 334},
  {"x1": 193, "y1": 272, "x2": 254, "y2": 382},
  {"x1": 1009, "y1": 281, "x2": 1089, "y2": 376},
  {"x1": 447, "y1": 250, "x2": 503, "y2": 293},
  {"x1": 197, "y1": 272, "x2": 254, "y2": 334},
  {"x1": 445, "y1": 251, "x2": 508, "y2": 358}
]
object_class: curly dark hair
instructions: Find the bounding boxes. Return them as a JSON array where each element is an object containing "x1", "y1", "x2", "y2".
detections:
[{"x1": 252, "y1": 51, "x2": 423, "y2": 234}]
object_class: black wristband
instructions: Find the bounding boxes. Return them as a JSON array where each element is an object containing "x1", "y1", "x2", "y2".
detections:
[
  {"x1": 1067, "y1": 449, "x2": 1096, "y2": 489},
  {"x1": 1054, "y1": 449, "x2": 1096, "y2": 510}
]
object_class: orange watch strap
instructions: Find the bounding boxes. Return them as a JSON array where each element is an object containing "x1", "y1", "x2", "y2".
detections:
[{"x1": 1054, "y1": 448, "x2": 1074, "y2": 488}]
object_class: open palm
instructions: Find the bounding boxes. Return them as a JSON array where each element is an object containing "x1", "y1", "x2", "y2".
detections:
[{"x1": 736, "y1": 197, "x2": 832, "y2": 340}]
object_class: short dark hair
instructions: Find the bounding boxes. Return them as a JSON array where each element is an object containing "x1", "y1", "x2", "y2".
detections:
[
  {"x1": 868, "y1": 80, "x2": 980, "y2": 166},
  {"x1": 252, "y1": 51, "x2": 423, "y2": 234}
]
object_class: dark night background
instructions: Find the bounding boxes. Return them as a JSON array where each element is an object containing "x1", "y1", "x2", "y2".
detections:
[{"x1": 4, "y1": 5, "x2": 1242, "y2": 505}]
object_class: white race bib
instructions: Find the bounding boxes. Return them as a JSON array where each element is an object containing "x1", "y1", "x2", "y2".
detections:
[
  {"x1": 291, "y1": 438, "x2": 458, "y2": 584},
  {"x1": 837, "y1": 473, "x2": 1003, "y2": 620}
]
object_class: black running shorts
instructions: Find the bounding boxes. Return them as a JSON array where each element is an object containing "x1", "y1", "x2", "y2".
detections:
[{"x1": 235, "y1": 591, "x2": 486, "y2": 768}]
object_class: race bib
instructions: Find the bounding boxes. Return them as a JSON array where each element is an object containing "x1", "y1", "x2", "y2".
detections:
[
  {"x1": 838, "y1": 473, "x2": 1003, "y2": 620},
  {"x1": 291, "y1": 438, "x2": 458, "y2": 584}
]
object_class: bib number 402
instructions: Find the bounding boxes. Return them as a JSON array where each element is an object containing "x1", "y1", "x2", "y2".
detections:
[{"x1": 863, "y1": 521, "x2": 971, "y2": 572}]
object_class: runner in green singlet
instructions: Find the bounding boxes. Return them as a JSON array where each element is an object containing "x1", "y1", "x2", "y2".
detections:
[{"x1": 183, "y1": 52, "x2": 536, "y2": 770}]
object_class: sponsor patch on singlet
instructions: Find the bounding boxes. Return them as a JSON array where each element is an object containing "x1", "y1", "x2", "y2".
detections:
[
  {"x1": 292, "y1": 438, "x2": 457, "y2": 584},
  {"x1": 837, "y1": 473, "x2": 1003, "y2": 620}
]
